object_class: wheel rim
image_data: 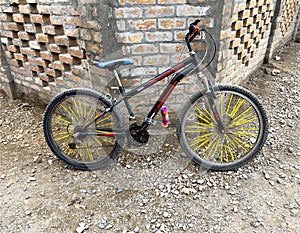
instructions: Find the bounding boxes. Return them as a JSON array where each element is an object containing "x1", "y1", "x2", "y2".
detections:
[
  {"x1": 46, "y1": 93, "x2": 119, "y2": 165},
  {"x1": 182, "y1": 89, "x2": 265, "y2": 168}
]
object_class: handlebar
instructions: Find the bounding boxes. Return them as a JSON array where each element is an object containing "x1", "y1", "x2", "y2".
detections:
[{"x1": 185, "y1": 19, "x2": 205, "y2": 52}]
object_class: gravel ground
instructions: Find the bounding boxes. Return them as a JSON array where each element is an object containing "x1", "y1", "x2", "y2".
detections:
[{"x1": 0, "y1": 42, "x2": 299, "y2": 233}]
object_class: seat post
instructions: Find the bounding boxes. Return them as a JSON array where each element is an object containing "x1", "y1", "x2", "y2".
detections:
[{"x1": 113, "y1": 69, "x2": 123, "y2": 88}]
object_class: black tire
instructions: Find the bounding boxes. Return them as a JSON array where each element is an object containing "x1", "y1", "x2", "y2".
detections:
[
  {"x1": 177, "y1": 85, "x2": 268, "y2": 171},
  {"x1": 43, "y1": 88, "x2": 124, "y2": 170}
]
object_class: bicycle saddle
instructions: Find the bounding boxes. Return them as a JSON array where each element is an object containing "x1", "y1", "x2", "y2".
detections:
[{"x1": 93, "y1": 58, "x2": 133, "y2": 70}]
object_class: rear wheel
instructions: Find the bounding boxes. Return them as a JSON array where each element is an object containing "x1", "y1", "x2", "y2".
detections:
[
  {"x1": 43, "y1": 88, "x2": 124, "y2": 170},
  {"x1": 178, "y1": 85, "x2": 268, "y2": 171}
]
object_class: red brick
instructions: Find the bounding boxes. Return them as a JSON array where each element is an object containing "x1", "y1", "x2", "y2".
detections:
[
  {"x1": 29, "y1": 41, "x2": 41, "y2": 50},
  {"x1": 19, "y1": 4, "x2": 37, "y2": 14},
  {"x1": 59, "y1": 54, "x2": 73, "y2": 64},
  {"x1": 42, "y1": 25, "x2": 56, "y2": 35},
  {"x1": 20, "y1": 47, "x2": 31, "y2": 55},
  {"x1": 27, "y1": 49, "x2": 40, "y2": 57},
  {"x1": 18, "y1": 31, "x2": 32, "y2": 40},
  {"x1": 37, "y1": 5, "x2": 51, "y2": 14},
  {"x1": 39, "y1": 73, "x2": 51, "y2": 82},
  {"x1": 7, "y1": 45, "x2": 18, "y2": 53},
  {"x1": 65, "y1": 29, "x2": 79, "y2": 37},
  {"x1": 7, "y1": 22, "x2": 23, "y2": 31},
  {"x1": 36, "y1": 33, "x2": 49, "y2": 43},
  {"x1": 82, "y1": 20, "x2": 98, "y2": 29},
  {"x1": 13, "y1": 14, "x2": 25, "y2": 23},
  {"x1": 29, "y1": 64, "x2": 39, "y2": 72},
  {"x1": 2, "y1": 6, "x2": 19, "y2": 13},
  {"x1": 238, "y1": 10, "x2": 250, "y2": 19},
  {"x1": 128, "y1": 19, "x2": 156, "y2": 30},
  {"x1": 35, "y1": 57, "x2": 46, "y2": 67},
  {"x1": 14, "y1": 53, "x2": 25, "y2": 61},
  {"x1": 12, "y1": 38, "x2": 22, "y2": 47},
  {"x1": 232, "y1": 20, "x2": 243, "y2": 30},
  {"x1": 40, "y1": 51, "x2": 52, "y2": 61},
  {"x1": 50, "y1": 61, "x2": 65, "y2": 70},
  {"x1": 66, "y1": 17, "x2": 82, "y2": 27},
  {"x1": 46, "y1": 68, "x2": 61, "y2": 77},
  {"x1": 230, "y1": 38, "x2": 241, "y2": 49},
  {"x1": 69, "y1": 47, "x2": 84, "y2": 58},
  {"x1": 236, "y1": 28, "x2": 247, "y2": 37},
  {"x1": 54, "y1": 36, "x2": 69, "y2": 46},
  {"x1": 250, "y1": 8, "x2": 258, "y2": 16},
  {"x1": 241, "y1": 34, "x2": 251, "y2": 43},
  {"x1": 24, "y1": 24, "x2": 38, "y2": 33},
  {"x1": 246, "y1": 0, "x2": 256, "y2": 8},
  {"x1": 243, "y1": 17, "x2": 253, "y2": 26},
  {"x1": 50, "y1": 16, "x2": 63, "y2": 25},
  {"x1": 115, "y1": 7, "x2": 143, "y2": 19},
  {"x1": 30, "y1": 14, "x2": 43, "y2": 24}
]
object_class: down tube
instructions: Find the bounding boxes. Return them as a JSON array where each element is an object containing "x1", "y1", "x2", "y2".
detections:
[{"x1": 146, "y1": 64, "x2": 196, "y2": 121}]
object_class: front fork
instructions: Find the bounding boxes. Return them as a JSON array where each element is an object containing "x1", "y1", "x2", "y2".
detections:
[{"x1": 199, "y1": 73, "x2": 225, "y2": 133}]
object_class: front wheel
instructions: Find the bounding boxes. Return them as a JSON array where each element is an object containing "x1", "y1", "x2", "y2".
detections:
[
  {"x1": 178, "y1": 85, "x2": 268, "y2": 171},
  {"x1": 43, "y1": 88, "x2": 124, "y2": 170}
]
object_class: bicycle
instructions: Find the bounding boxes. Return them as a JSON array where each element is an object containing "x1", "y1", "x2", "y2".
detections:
[{"x1": 43, "y1": 19, "x2": 268, "y2": 171}]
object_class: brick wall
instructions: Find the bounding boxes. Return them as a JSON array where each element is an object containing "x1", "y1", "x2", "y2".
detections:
[
  {"x1": 0, "y1": 0, "x2": 299, "y2": 110},
  {"x1": 217, "y1": 0, "x2": 299, "y2": 84}
]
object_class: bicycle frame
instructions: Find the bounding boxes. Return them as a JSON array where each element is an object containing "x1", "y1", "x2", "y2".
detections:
[{"x1": 110, "y1": 53, "x2": 200, "y2": 130}]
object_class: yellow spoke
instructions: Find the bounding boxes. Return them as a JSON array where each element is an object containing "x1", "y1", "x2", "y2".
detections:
[
  {"x1": 227, "y1": 144, "x2": 235, "y2": 161},
  {"x1": 83, "y1": 99, "x2": 87, "y2": 119},
  {"x1": 86, "y1": 107, "x2": 96, "y2": 123},
  {"x1": 78, "y1": 98, "x2": 83, "y2": 119},
  {"x1": 193, "y1": 132, "x2": 214, "y2": 141},
  {"x1": 54, "y1": 134, "x2": 71, "y2": 141},
  {"x1": 194, "y1": 104, "x2": 211, "y2": 122},
  {"x1": 226, "y1": 94, "x2": 233, "y2": 114},
  {"x1": 231, "y1": 117, "x2": 257, "y2": 127},
  {"x1": 236, "y1": 127, "x2": 259, "y2": 131},
  {"x1": 195, "y1": 121, "x2": 214, "y2": 128},
  {"x1": 53, "y1": 131, "x2": 69, "y2": 137},
  {"x1": 93, "y1": 137, "x2": 103, "y2": 147},
  {"x1": 96, "y1": 122, "x2": 114, "y2": 128},
  {"x1": 86, "y1": 144, "x2": 94, "y2": 161},
  {"x1": 98, "y1": 136, "x2": 115, "y2": 145},
  {"x1": 191, "y1": 136, "x2": 209, "y2": 147},
  {"x1": 230, "y1": 98, "x2": 245, "y2": 118},
  {"x1": 53, "y1": 115, "x2": 72, "y2": 125},
  {"x1": 204, "y1": 107, "x2": 217, "y2": 124},
  {"x1": 233, "y1": 106, "x2": 253, "y2": 121},
  {"x1": 225, "y1": 134, "x2": 238, "y2": 149},
  {"x1": 61, "y1": 104, "x2": 75, "y2": 121},
  {"x1": 233, "y1": 136, "x2": 252, "y2": 151},
  {"x1": 74, "y1": 99, "x2": 81, "y2": 118},
  {"x1": 224, "y1": 145, "x2": 229, "y2": 162},
  {"x1": 220, "y1": 144, "x2": 223, "y2": 163},
  {"x1": 229, "y1": 131, "x2": 258, "y2": 138},
  {"x1": 194, "y1": 113, "x2": 211, "y2": 125},
  {"x1": 201, "y1": 135, "x2": 219, "y2": 156},
  {"x1": 193, "y1": 138, "x2": 210, "y2": 150},
  {"x1": 96, "y1": 115, "x2": 112, "y2": 125},
  {"x1": 206, "y1": 139, "x2": 219, "y2": 160},
  {"x1": 185, "y1": 129, "x2": 208, "y2": 133},
  {"x1": 229, "y1": 112, "x2": 254, "y2": 128}
]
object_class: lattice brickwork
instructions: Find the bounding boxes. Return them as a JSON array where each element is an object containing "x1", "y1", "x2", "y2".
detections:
[
  {"x1": 280, "y1": 0, "x2": 300, "y2": 38},
  {"x1": 229, "y1": 0, "x2": 273, "y2": 66},
  {"x1": 0, "y1": 2, "x2": 101, "y2": 91}
]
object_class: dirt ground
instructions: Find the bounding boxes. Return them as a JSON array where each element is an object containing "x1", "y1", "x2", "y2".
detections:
[{"x1": 0, "y1": 41, "x2": 299, "y2": 233}]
